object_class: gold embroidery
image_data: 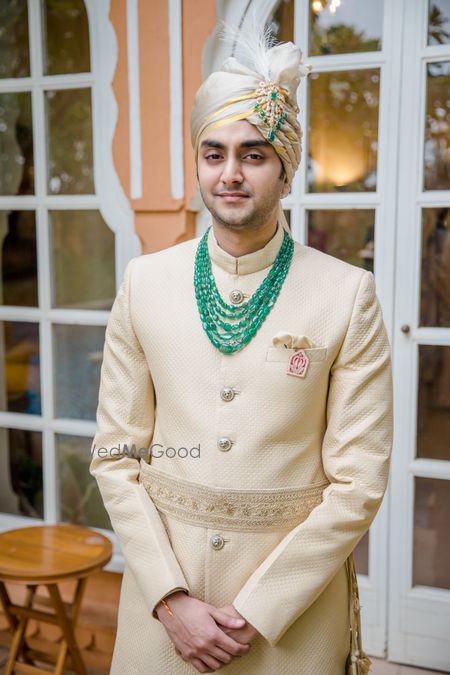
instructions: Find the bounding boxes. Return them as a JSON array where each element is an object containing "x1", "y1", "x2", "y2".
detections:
[{"x1": 139, "y1": 462, "x2": 329, "y2": 532}]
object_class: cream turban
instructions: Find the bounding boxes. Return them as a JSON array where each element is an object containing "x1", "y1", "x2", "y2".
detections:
[{"x1": 190, "y1": 24, "x2": 311, "y2": 231}]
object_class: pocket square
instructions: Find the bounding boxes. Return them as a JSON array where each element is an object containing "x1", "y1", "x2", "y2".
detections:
[{"x1": 272, "y1": 331, "x2": 319, "y2": 350}]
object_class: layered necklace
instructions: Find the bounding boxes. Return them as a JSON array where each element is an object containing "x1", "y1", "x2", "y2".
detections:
[{"x1": 194, "y1": 225, "x2": 294, "y2": 354}]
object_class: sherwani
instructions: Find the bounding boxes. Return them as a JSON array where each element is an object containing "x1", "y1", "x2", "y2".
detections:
[{"x1": 90, "y1": 222, "x2": 393, "y2": 674}]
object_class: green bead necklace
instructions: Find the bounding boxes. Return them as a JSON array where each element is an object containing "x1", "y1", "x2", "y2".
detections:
[{"x1": 194, "y1": 225, "x2": 294, "y2": 354}]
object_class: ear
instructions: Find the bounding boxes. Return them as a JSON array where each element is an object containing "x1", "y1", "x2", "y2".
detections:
[{"x1": 280, "y1": 177, "x2": 290, "y2": 199}]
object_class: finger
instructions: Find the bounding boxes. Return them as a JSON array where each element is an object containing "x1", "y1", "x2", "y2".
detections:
[
  {"x1": 192, "y1": 657, "x2": 213, "y2": 673},
  {"x1": 210, "y1": 608, "x2": 245, "y2": 629},
  {"x1": 209, "y1": 645, "x2": 235, "y2": 665},
  {"x1": 201, "y1": 653, "x2": 223, "y2": 671},
  {"x1": 217, "y1": 633, "x2": 251, "y2": 656}
]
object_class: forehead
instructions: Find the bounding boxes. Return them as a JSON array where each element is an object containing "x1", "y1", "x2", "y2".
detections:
[{"x1": 199, "y1": 119, "x2": 270, "y2": 148}]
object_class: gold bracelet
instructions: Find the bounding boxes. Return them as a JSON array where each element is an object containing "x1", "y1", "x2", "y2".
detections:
[{"x1": 161, "y1": 598, "x2": 174, "y2": 617}]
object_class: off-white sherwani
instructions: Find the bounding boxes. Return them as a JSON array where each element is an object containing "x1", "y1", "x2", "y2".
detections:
[{"x1": 90, "y1": 222, "x2": 393, "y2": 674}]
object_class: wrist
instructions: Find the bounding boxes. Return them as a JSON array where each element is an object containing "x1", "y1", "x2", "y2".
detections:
[{"x1": 156, "y1": 590, "x2": 188, "y2": 620}]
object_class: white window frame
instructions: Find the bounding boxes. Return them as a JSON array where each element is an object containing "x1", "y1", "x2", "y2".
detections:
[{"x1": 0, "y1": 0, "x2": 139, "y2": 571}]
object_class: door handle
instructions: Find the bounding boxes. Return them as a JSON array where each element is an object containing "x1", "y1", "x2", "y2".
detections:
[{"x1": 401, "y1": 324, "x2": 410, "y2": 333}]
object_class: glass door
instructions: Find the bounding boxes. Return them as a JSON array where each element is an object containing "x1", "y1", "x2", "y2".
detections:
[{"x1": 389, "y1": 1, "x2": 450, "y2": 670}]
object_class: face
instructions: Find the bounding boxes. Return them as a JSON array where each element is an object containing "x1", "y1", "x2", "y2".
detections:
[{"x1": 196, "y1": 120, "x2": 289, "y2": 231}]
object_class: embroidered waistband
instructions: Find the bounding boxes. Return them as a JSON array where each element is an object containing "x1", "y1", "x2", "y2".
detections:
[{"x1": 139, "y1": 461, "x2": 329, "y2": 531}]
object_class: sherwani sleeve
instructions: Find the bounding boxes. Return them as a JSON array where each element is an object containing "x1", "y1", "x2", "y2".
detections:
[
  {"x1": 232, "y1": 270, "x2": 393, "y2": 646},
  {"x1": 90, "y1": 258, "x2": 190, "y2": 619}
]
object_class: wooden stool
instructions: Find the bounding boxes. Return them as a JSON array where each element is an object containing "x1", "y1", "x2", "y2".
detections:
[{"x1": 0, "y1": 524, "x2": 112, "y2": 675}]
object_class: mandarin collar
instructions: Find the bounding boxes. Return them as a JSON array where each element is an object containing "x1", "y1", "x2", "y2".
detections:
[{"x1": 207, "y1": 223, "x2": 285, "y2": 276}]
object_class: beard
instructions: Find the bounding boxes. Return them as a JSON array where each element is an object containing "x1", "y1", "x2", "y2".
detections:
[{"x1": 199, "y1": 183, "x2": 282, "y2": 231}]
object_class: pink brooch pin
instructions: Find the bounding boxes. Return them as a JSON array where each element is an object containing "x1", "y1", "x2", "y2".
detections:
[{"x1": 287, "y1": 349, "x2": 309, "y2": 378}]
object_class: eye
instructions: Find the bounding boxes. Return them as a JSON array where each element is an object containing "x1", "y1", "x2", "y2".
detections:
[
  {"x1": 205, "y1": 153, "x2": 222, "y2": 160},
  {"x1": 245, "y1": 153, "x2": 264, "y2": 160}
]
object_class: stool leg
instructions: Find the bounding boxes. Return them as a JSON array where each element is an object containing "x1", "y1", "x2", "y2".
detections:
[
  {"x1": 4, "y1": 585, "x2": 36, "y2": 675},
  {"x1": 47, "y1": 582, "x2": 87, "y2": 675},
  {"x1": 0, "y1": 581, "x2": 18, "y2": 632}
]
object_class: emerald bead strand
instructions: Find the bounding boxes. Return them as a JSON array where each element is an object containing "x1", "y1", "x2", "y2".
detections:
[{"x1": 194, "y1": 226, "x2": 294, "y2": 354}]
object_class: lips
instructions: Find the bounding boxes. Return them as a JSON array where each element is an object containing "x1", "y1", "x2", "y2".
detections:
[{"x1": 217, "y1": 193, "x2": 249, "y2": 202}]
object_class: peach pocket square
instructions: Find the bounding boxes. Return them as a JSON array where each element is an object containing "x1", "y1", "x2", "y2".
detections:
[{"x1": 271, "y1": 331, "x2": 318, "y2": 350}]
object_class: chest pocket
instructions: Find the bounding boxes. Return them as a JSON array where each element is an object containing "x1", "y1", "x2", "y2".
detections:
[{"x1": 265, "y1": 346, "x2": 327, "y2": 363}]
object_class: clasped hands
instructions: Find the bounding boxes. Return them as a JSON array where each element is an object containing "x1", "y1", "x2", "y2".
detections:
[{"x1": 156, "y1": 591, "x2": 260, "y2": 673}]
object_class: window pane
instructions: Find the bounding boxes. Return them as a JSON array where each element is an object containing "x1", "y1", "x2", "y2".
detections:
[
  {"x1": 0, "y1": 91, "x2": 34, "y2": 195},
  {"x1": 417, "y1": 346, "x2": 450, "y2": 461},
  {"x1": 424, "y1": 61, "x2": 450, "y2": 191},
  {"x1": 46, "y1": 88, "x2": 94, "y2": 195},
  {"x1": 428, "y1": 1, "x2": 450, "y2": 46},
  {"x1": 42, "y1": 0, "x2": 90, "y2": 75},
  {"x1": 420, "y1": 208, "x2": 450, "y2": 328},
  {"x1": 0, "y1": 0, "x2": 30, "y2": 78},
  {"x1": 57, "y1": 434, "x2": 111, "y2": 530},
  {"x1": 413, "y1": 477, "x2": 450, "y2": 589},
  {"x1": 307, "y1": 209, "x2": 375, "y2": 270},
  {"x1": 1, "y1": 321, "x2": 41, "y2": 415},
  {"x1": 308, "y1": 69, "x2": 380, "y2": 193},
  {"x1": 309, "y1": 0, "x2": 383, "y2": 56},
  {"x1": 53, "y1": 324, "x2": 105, "y2": 420},
  {"x1": 0, "y1": 210, "x2": 38, "y2": 307},
  {"x1": 0, "y1": 428, "x2": 43, "y2": 518},
  {"x1": 50, "y1": 210, "x2": 115, "y2": 310}
]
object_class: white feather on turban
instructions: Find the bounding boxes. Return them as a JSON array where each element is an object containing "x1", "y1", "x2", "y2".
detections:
[{"x1": 190, "y1": 22, "x2": 311, "y2": 232}]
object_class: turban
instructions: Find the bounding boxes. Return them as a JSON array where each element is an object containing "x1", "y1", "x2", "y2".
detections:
[{"x1": 190, "y1": 23, "x2": 311, "y2": 232}]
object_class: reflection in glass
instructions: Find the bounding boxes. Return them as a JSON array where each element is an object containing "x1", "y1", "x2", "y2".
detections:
[
  {"x1": 0, "y1": 428, "x2": 43, "y2": 518},
  {"x1": 57, "y1": 434, "x2": 111, "y2": 530},
  {"x1": 428, "y1": 1, "x2": 450, "y2": 46},
  {"x1": 50, "y1": 210, "x2": 115, "y2": 310},
  {"x1": 1, "y1": 321, "x2": 41, "y2": 415},
  {"x1": 307, "y1": 209, "x2": 375, "y2": 270},
  {"x1": 309, "y1": 0, "x2": 383, "y2": 56},
  {"x1": 413, "y1": 477, "x2": 450, "y2": 589},
  {"x1": 268, "y1": 0, "x2": 294, "y2": 43},
  {"x1": 0, "y1": 210, "x2": 38, "y2": 307},
  {"x1": 424, "y1": 61, "x2": 450, "y2": 190},
  {"x1": 53, "y1": 324, "x2": 106, "y2": 420},
  {"x1": 46, "y1": 88, "x2": 94, "y2": 195},
  {"x1": 0, "y1": 92, "x2": 34, "y2": 195},
  {"x1": 0, "y1": 0, "x2": 30, "y2": 78},
  {"x1": 308, "y1": 69, "x2": 379, "y2": 193},
  {"x1": 420, "y1": 208, "x2": 450, "y2": 327},
  {"x1": 42, "y1": 0, "x2": 90, "y2": 75},
  {"x1": 417, "y1": 346, "x2": 450, "y2": 461},
  {"x1": 354, "y1": 530, "x2": 369, "y2": 576}
]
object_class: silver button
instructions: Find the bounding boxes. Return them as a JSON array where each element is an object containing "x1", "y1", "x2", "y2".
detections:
[
  {"x1": 229, "y1": 289, "x2": 244, "y2": 305},
  {"x1": 217, "y1": 437, "x2": 233, "y2": 452},
  {"x1": 210, "y1": 534, "x2": 225, "y2": 550},
  {"x1": 220, "y1": 387, "x2": 235, "y2": 402}
]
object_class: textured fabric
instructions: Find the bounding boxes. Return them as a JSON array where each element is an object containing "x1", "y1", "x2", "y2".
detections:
[{"x1": 90, "y1": 224, "x2": 393, "y2": 673}]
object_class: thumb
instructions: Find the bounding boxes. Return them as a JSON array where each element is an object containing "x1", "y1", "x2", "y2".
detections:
[{"x1": 210, "y1": 607, "x2": 246, "y2": 628}]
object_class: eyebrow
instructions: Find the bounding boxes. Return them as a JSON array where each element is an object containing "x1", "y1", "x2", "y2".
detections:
[{"x1": 199, "y1": 139, "x2": 271, "y2": 150}]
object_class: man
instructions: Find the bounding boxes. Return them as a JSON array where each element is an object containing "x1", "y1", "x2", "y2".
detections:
[{"x1": 90, "y1": 25, "x2": 392, "y2": 675}]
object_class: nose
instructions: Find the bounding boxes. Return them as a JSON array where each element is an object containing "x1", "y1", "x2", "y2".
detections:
[{"x1": 220, "y1": 156, "x2": 244, "y2": 186}]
